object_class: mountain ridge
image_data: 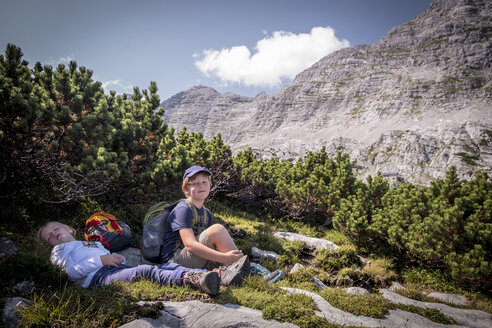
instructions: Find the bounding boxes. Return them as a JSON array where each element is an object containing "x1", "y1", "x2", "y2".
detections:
[{"x1": 161, "y1": 0, "x2": 492, "y2": 184}]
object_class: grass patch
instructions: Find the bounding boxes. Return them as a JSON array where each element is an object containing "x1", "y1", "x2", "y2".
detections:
[
  {"x1": 17, "y1": 279, "x2": 216, "y2": 327},
  {"x1": 278, "y1": 267, "x2": 331, "y2": 292},
  {"x1": 320, "y1": 288, "x2": 456, "y2": 324},
  {"x1": 362, "y1": 258, "x2": 397, "y2": 288},
  {"x1": 403, "y1": 267, "x2": 464, "y2": 294},
  {"x1": 320, "y1": 288, "x2": 392, "y2": 318},
  {"x1": 314, "y1": 245, "x2": 360, "y2": 272},
  {"x1": 394, "y1": 304, "x2": 456, "y2": 325},
  {"x1": 402, "y1": 267, "x2": 492, "y2": 314},
  {"x1": 336, "y1": 267, "x2": 371, "y2": 287},
  {"x1": 19, "y1": 284, "x2": 135, "y2": 327}
]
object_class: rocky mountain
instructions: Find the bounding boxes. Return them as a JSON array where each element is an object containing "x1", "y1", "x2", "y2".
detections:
[{"x1": 161, "y1": 0, "x2": 492, "y2": 185}]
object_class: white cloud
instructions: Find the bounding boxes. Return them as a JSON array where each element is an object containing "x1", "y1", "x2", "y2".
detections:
[
  {"x1": 101, "y1": 79, "x2": 133, "y2": 93},
  {"x1": 58, "y1": 56, "x2": 74, "y2": 64},
  {"x1": 44, "y1": 55, "x2": 75, "y2": 66},
  {"x1": 194, "y1": 26, "x2": 349, "y2": 88}
]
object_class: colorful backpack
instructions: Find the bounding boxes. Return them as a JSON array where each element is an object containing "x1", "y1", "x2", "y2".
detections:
[{"x1": 84, "y1": 212, "x2": 132, "y2": 252}]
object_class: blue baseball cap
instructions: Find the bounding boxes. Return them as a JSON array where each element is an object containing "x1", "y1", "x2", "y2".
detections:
[{"x1": 183, "y1": 165, "x2": 211, "y2": 181}]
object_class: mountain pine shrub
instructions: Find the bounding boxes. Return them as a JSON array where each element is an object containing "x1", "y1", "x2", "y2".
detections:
[{"x1": 335, "y1": 166, "x2": 491, "y2": 288}]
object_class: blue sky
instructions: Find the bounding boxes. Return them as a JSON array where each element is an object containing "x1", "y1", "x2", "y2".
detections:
[{"x1": 1, "y1": 0, "x2": 433, "y2": 100}]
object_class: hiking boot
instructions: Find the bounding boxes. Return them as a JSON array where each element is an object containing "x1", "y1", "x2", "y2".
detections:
[
  {"x1": 183, "y1": 271, "x2": 220, "y2": 295},
  {"x1": 217, "y1": 255, "x2": 250, "y2": 287}
]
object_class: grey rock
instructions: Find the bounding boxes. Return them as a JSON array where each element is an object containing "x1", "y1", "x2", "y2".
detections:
[
  {"x1": 283, "y1": 287, "x2": 465, "y2": 328},
  {"x1": 273, "y1": 232, "x2": 339, "y2": 250},
  {"x1": 289, "y1": 263, "x2": 306, "y2": 274},
  {"x1": 12, "y1": 281, "x2": 34, "y2": 296},
  {"x1": 388, "y1": 282, "x2": 405, "y2": 292},
  {"x1": 0, "y1": 237, "x2": 18, "y2": 258},
  {"x1": 380, "y1": 289, "x2": 492, "y2": 328},
  {"x1": 161, "y1": 0, "x2": 492, "y2": 185},
  {"x1": 426, "y1": 292, "x2": 469, "y2": 306},
  {"x1": 120, "y1": 300, "x2": 298, "y2": 328},
  {"x1": 2, "y1": 297, "x2": 31, "y2": 328},
  {"x1": 116, "y1": 247, "x2": 154, "y2": 267},
  {"x1": 311, "y1": 276, "x2": 328, "y2": 289},
  {"x1": 251, "y1": 246, "x2": 279, "y2": 262},
  {"x1": 346, "y1": 287, "x2": 371, "y2": 296},
  {"x1": 121, "y1": 286, "x2": 490, "y2": 328}
]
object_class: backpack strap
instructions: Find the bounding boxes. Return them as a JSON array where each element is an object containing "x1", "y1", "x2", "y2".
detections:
[
  {"x1": 184, "y1": 200, "x2": 211, "y2": 228},
  {"x1": 184, "y1": 200, "x2": 198, "y2": 226}
]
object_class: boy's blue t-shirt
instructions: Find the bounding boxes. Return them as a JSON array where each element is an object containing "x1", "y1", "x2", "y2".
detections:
[{"x1": 161, "y1": 200, "x2": 213, "y2": 263}]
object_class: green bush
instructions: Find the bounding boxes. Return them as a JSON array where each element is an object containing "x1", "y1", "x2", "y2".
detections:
[
  {"x1": 314, "y1": 245, "x2": 361, "y2": 273},
  {"x1": 334, "y1": 166, "x2": 491, "y2": 288},
  {"x1": 234, "y1": 149, "x2": 359, "y2": 223},
  {"x1": 320, "y1": 288, "x2": 392, "y2": 318}
]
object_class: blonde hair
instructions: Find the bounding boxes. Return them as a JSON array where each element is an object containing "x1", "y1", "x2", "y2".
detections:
[
  {"x1": 37, "y1": 221, "x2": 76, "y2": 247},
  {"x1": 182, "y1": 172, "x2": 212, "y2": 197}
]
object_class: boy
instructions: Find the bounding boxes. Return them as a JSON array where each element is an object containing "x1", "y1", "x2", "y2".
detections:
[
  {"x1": 162, "y1": 166, "x2": 249, "y2": 283},
  {"x1": 37, "y1": 221, "x2": 246, "y2": 295}
]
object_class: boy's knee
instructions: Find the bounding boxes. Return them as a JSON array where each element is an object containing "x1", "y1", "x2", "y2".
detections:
[{"x1": 207, "y1": 224, "x2": 227, "y2": 235}]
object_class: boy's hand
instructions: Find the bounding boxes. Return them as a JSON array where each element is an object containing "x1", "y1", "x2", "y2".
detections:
[
  {"x1": 223, "y1": 250, "x2": 244, "y2": 265},
  {"x1": 101, "y1": 254, "x2": 123, "y2": 267}
]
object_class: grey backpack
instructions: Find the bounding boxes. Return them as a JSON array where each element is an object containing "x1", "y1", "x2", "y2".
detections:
[{"x1": 141, "y1": 200, "x2": 180, "y2": 263}]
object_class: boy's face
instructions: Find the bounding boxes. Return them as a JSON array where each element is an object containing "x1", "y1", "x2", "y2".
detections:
[
  {"x1": 184, "y1": 173, "x2": 211, "y2": 202},
  {"x1": 41, "y1": 222, "x2": 76, "y2": 247}
]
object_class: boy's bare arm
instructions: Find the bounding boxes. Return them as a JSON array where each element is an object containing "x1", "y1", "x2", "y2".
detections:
[{"x1": 179, "y1": 228, "x2": 243, "y2": 265}]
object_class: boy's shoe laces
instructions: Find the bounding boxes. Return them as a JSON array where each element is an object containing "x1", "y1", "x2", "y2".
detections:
[{"x1": 183, "y1": 271, "x2": 220, "y2": 295}]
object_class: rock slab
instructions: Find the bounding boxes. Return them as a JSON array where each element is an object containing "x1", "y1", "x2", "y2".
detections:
[
  {"x1": 2, "y1": 297, "x2": 31, "y2": 328},
  {"x1": 119, "y1": 300, "x2": 298, "y2": 328},
  {"x1": 273, "y1": 231, "x2": 339, "y2": 250}
]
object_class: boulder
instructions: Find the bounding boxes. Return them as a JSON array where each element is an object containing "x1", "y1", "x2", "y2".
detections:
[
  {"x1": 251, "y1": 246, "x2": 279, "y2": 262},
  {"x1": 12, "y1": 281, "x2": 34, "y2": 296},
  {"x1": 289, "y1": 263, "x2": 306, "y2": 274},
  {"x1": 311, "y1": 276, "x2": 328, "y2": 289},
  {"x1": 2, "y1": 297, "x2": 31, "y2": 328},
  {"x1": 0, "y1": 237, "x2": 18, "y2": 258},
  {"x1": 119, "y1": 300, "x2": 298, "y2": 328},
  {"x1": 116, "y1": 247, "x2": 154, "y2": 267},
  {"x1": 346, "y1": 287, "x2": 370, "y2": 296},
  {"x1": 426, "y1": 292, "x2": 469, "y2": 306},
  {"x1": 273, "y1": 232, "x2": 339, "y2": 250},
  {"x1": 388, "y1": 282, "x2": 405, "y2": 292}
]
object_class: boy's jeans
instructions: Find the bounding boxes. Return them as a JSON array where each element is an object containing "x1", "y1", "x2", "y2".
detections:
[{"x1": 90, "y1": 262, "x2": 206, "y2": 287}]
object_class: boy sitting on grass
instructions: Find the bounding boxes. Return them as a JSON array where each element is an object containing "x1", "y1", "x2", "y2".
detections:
[
  {"x1": 37, "y1": 221, "x2": 247, "y2": 295},
  {"x1": 162, "y1": 165, "x2": 249, "y2": 285}
]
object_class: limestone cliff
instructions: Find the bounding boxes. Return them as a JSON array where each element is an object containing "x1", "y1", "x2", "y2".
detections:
[{"x1": 161, "y1": 0, "x2": 492, "y2": 184}]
